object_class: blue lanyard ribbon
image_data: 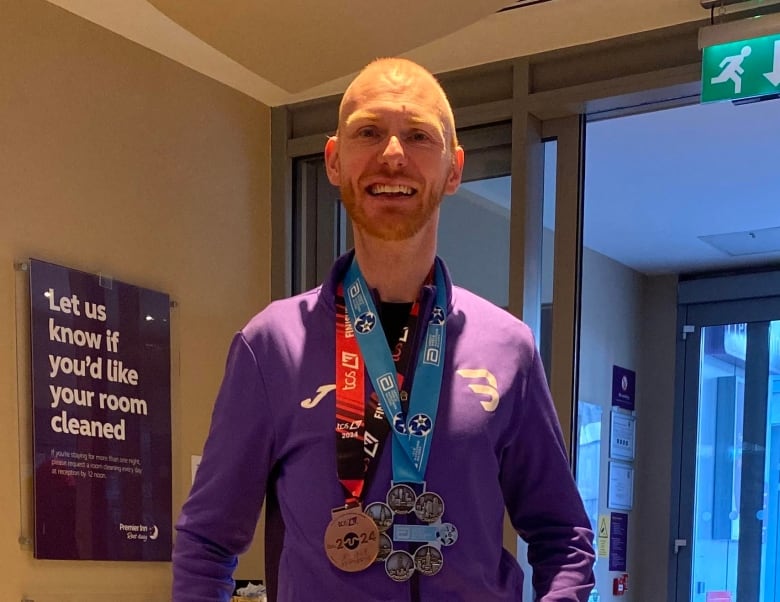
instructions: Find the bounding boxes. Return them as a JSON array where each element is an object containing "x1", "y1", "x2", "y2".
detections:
[{"x1": 343, "y1": 259, "x2": 447, "y2": 484}]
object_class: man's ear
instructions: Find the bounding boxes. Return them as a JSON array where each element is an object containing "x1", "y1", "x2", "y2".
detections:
[
  {"x1": 324, "y1": 136, "x2": 341, "y2": 186},
  {"x1": 444, "y1": 146, "x2": 465, "y2": 195}
]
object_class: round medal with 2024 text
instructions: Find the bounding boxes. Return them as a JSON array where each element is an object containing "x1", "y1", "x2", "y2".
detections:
[{"x1": 324, "y1": 507, "x2": 380, "y2": 572}]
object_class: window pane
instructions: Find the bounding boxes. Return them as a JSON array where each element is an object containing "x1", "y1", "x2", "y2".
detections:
[{"x1": 440, "y1": 176, "x2": 510, "y2": 307}]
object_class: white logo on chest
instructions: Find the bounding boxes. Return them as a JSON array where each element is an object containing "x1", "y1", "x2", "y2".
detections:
[
  {"x1": 300, "y1": 371, "x2": 500, "y2": 412},
  {"x1": 300, "y1": 384, "x2": 336, "y2": 408},
  {"x1": 456, "y1": 369, "x2": 500, "y2": 412}
]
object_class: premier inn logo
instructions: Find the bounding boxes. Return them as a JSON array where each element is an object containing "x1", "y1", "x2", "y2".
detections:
[{"x1": 119, "y1": 522, "x2": 159, "y2": 541}]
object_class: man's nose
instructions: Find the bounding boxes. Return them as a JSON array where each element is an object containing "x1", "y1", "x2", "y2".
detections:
[{"x1": 380, "y1": 135, "x2": 406, "y2": 169}]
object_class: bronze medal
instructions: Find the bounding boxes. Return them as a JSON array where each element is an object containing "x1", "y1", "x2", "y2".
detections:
[{"x1": 323, "y1": 507, "x2": 380, "y2": 572}]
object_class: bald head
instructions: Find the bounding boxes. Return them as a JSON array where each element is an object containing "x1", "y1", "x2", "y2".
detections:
[
  {"x1": 338, "y1": 58, "x2": 459, "y2": 151},
  {"x1": 324, "y1": 56, "x2": 465, "y2": 246}
]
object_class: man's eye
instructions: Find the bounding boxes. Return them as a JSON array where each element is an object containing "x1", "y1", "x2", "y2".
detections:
[
  {"x1": 410, "y1": 131, "x2": 430, "y2": 142},
  {"x1": 357, "y1": 127, "x2": 379, "y2": 138}
]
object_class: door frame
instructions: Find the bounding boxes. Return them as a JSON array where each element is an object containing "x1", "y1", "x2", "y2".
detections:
[{"x1": 671, "y1": 270, "x2": 780, "y2": 601}]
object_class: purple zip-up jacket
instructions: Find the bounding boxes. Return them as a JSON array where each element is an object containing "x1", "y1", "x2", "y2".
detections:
[{"x1": 173, "y1": 253, "x2": 595, "y2": 601}]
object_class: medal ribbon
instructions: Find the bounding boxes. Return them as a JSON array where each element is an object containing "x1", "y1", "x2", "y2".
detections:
[
  {"x1": 334, "y1": 285, "x2": 422, "y2": 505},
  {"x1": 334, "y1": 292, "x2": 366, "y2": 504},
  {"x1": 343, "y1": 258, "x2": 447, "y2": 484}
]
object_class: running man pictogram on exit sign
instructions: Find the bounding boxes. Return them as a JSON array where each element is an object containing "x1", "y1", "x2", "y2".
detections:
[{"x1": 702, "y1": 33, "x2": 780, "y2": 102}]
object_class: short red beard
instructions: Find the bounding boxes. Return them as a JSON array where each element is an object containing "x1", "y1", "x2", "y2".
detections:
[{"x1": 340, "y1": 182, "x2": 446, "y2": 241}]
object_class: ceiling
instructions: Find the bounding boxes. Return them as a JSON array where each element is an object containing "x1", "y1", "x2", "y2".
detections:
[
  {"x1": 144, "y1": 0, "x2": 508, "y2": 94},
  {"x1": 44, "y1": 0, "x2": 704, "y2": 106},
  {"x1": 42, "y1": 0, "x2": 779, "y2": 276},
  {"x1": 585, "y1": 98, "x2": 780, "y2": 276},
  {"x1": 462, "y1": 97, "x2": 780, "y2": 276}
]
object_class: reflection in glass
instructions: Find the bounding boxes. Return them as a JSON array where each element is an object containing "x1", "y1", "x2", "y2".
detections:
[
  {"x1": 577, "y1": 401, "x2": 602, "y2": 532},
  {"x1": 540, "y1": 140, "x2": 557, "y2": 381},
  {"x1": 691, "y1": 321, "x2": 780, "y2": 601},
  {"x1": 440, "y1": 176, "x2": 510, "y2": 308}
]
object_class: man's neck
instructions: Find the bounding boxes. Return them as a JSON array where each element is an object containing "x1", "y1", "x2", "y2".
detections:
[{"x1": 353, "y1": 231, "x2": 436, "y2": 303}]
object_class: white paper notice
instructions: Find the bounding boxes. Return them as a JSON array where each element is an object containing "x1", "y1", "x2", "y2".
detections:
[
  {"x1": 608, "y1": 461, "x2": 634, "y2": 510},
  {"x1": 610, "y1": 411, "x2": 636, "y2": 461},
  {"x1": 191, "y1": 455, "x2": 202, "y2": 484}
]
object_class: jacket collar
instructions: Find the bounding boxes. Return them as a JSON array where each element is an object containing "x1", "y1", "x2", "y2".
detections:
[{"x1": 319, "y1": 250, "x2": 454, "y2": 315}]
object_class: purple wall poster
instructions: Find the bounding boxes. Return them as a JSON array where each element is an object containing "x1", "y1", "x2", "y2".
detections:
[
  {"x1": 609, "y1": 512, "x2": 628, "y2": 571},
  {"x1": 611, "y1": 365, "x2": 636, "y2": 411},
  {"x1": 29, "y1": 259, "x2": 171, "y2": 561}
]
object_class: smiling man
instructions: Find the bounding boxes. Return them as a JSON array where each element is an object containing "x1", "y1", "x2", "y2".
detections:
[
  {"x1": 173, "y1": 58, "x2": 595, "y2": 601},
  {"x1": 326, "y1": 59, "x2": 462, "y2": 254}
]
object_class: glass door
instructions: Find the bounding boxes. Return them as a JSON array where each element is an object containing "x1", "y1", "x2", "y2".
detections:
[
  {"x1": 438, "y1": 122, "x2": 512, "y2": 308},
  {"x1": 676, "y1": 290, "x2": 780, "y2": 602}
]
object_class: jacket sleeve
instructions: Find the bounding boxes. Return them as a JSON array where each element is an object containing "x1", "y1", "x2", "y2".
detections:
[
  {"x1": 500, "y1": 345, "x2": 595, "y2": 601},
  {"x1": 172, "y1": 332, "x2": 275, "y2": 601}
]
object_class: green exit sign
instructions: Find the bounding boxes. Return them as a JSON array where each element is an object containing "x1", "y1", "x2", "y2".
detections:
[{"x1": 702, "y1": 33, "x2": 780, "y2": 103}]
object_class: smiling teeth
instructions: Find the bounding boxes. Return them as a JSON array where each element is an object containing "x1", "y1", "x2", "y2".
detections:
[{"x1": 370, "y1": 184, "x2": 414, "y2": 195}]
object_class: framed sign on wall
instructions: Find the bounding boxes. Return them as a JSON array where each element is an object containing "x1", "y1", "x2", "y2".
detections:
[{"x1": 29, "y1": 259, "x2": 172, "y2": 561}]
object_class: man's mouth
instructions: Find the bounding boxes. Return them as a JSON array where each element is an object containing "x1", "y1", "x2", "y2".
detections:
[{"x1": 367, "y1": 184, "x2": 416, "y2": 197}]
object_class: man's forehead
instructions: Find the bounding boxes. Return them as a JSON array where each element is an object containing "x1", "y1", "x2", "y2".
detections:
[
  {"x1": 342, "y1": 102, "x2": 445, "y2": 128},
  {"x1": 351, "y1": 61, "x2": 427, "y2": 95},
  {"x1": 340, "y1": 72, "x2": 449, "y2": 127}
]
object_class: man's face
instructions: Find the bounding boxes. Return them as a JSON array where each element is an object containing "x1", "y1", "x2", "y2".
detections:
[{"x1": 325, "y1": 65, "x2": 464, "y2": 242}]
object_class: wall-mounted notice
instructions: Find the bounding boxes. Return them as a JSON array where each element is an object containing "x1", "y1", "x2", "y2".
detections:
[
  {"x1": 609, "y1": 411, "x2": 636, "y2": 461},
  {"x1": 609, "y1": 512, "x2": 628, "y2": 571},
  {"x1": 30, "y1": 259, "x2": 171, "y2": 561},
  {"x1": 597, "y1": 514, "x2": 609, "y2": 558},
  {"x1": 611, "y1": 365, "x2": 636, "y2": 411},
  {"x1": 607, "y1": 461, "x2": 634, "y2": 511}
]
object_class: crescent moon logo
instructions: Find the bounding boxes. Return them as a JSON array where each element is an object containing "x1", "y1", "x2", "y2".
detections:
[{"x1": 149, "y1": 525, "x2": 159, "y2": 540}]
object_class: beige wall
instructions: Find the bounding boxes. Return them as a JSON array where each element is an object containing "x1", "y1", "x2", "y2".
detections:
[
  {"x1": 1, "y1": 1, "x2": 271, "y2": 599},
  {"x1": 579, "y1": 250, "x2": 678, "y2": 602},
  {"x1": 580, "y1": 248, "x2": 644, "y2": 602},
  {"x1": 635, "y1": 275, "x2": 678, "y2": 602}
]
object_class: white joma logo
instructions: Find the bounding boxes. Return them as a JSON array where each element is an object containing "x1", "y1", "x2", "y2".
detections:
[
  {"x1": 301, "y1": 372, "x2": 500, "y2": 412},
  {"x1": 456, "y1": 369, "x2": 500, "y2": 412},
  {"x1": 300, "y1": 384, "x2": 336, "y2": 409}
]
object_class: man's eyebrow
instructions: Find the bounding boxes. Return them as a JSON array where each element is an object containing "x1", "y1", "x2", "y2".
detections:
[
  {"x1": 343, "y1": 111, "x2": 380, "y2": 128},
  {"x1": 407, "y1": 115, "x2": 443, "y2": 131},
  {"x1": 344, "y1": 111, "x2": 443, "y2": 133}
]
